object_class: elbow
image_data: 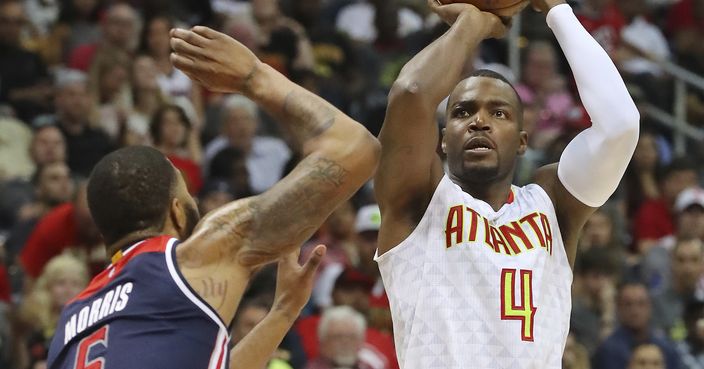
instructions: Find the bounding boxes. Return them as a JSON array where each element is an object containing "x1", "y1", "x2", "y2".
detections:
[
  {"x1": 611, "y1": 103, "x2": 641, "y2": 155},
  {"x1": 358, "y1": 129, "x2": 381, "y2": 176},
  {"x1": 390, "y1": 79, "x2": 426, "y2": 103}
]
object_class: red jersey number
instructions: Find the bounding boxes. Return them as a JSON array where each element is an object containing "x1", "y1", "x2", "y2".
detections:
[{"x1": 74, "y1": 325, "x2": 109, "y2": 369}]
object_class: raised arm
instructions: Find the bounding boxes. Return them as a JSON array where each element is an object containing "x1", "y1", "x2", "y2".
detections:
[
  {"x1": 532, "y1": 1, "x2": 640, "y2": 262},
  {"x1": 376, "y1": 2, "x2": 508, "y2": 253},
  {"x1": 229, "y1": 246, "x2": 324, "y2": 369},
  {"x1": 171, "y1": 26, "x2": 379, "y2": 266}
]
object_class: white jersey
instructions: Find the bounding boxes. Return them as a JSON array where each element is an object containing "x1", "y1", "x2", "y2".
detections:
[{"x1": 375, "y1": 175, "x2": 573, "y2": 369}]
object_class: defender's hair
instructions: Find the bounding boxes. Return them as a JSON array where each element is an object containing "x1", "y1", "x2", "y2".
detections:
[{"x1": 87, "y1": 146, "x2": 176, "y2": 245}]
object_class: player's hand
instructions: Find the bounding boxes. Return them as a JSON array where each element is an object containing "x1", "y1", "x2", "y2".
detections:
[
  {"x1": 530, "y1": 0, "x2": 566, "y2": 13},
  {"x1": 272, "y1": 245, "x2": 326, "y2": 320},
  {"x1": 170, "y1": 26, "x2": 261, "y2": 93},
  {"x1": 427, "y1": 0, "x2": 508, "y2": 39}
]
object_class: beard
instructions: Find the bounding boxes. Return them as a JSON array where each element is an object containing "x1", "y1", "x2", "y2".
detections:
[
  {"x1": 457, "y1": 162, "x2": 501, "y2": 184},
  {"x1": 183, "y1": 203, "x2": 201, "y2": 239}
]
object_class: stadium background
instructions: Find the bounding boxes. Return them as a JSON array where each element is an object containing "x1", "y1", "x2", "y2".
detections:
[{"x1": 0, "y1": 0, "x2": 703, "y2": 368}]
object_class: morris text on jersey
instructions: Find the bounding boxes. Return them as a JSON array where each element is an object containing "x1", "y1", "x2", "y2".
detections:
[{"x1": 64, "y1": 282, "x2": 134, "y2": 344}]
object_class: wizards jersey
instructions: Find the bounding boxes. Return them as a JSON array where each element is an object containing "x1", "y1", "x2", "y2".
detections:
[
  {"x1": 375, "y1": 175, "x2": 573, "y2": 369},
  {"x1": 47, "y1": 236, "x2": 230, "y2": 369}
]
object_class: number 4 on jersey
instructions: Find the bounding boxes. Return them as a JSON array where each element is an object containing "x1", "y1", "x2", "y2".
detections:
[{"x1": 500, "y1": 269, "x2": 536, "y2": 342}]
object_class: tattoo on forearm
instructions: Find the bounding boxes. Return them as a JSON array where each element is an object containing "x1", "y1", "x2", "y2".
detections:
[{"x1": 279, "y1": 90, "x2": 336, "y2": 145}]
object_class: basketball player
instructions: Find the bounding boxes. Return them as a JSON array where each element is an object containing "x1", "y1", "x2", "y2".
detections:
[
  {"x1": 374, "y1": 0, "x2": 639, "y2": 368},
  {"x1": 47, "y1": 27, "x2": 380, "y2": 369}
]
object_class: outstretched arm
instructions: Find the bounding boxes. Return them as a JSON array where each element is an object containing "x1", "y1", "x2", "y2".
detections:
[
  {"x1": 376, "y1": 2, "x2": 508, "y2": 253},
  {"x1": 533, "y1": 1, "x2": 640, "y2": 262},
  {"x1": 171, "y1": 26, "x2": 380, "y2": 266},
  {"x1": 229, "y1": 246, "x2": 324, "y2": 369}
]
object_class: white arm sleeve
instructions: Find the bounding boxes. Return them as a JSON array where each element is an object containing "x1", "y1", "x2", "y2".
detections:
[{"x1": 548, "y1": 4, "x2": 640, "y2": 208}]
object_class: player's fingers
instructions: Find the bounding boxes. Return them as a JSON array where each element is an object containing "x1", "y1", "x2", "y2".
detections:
[
  {"x1": 302, "y1": 245, "x2": 326, "y2": 277},
  {"x1": 192, "y1": 26, "x2": 223, "y2": 40},
  {"x1": 170, "y1": 52, "x2": 199, "y2": 72},
  {"x1": 170, "y1": 38, "x2": 206, "y2": 58},
  {"x1": 171, "y1": 28, "x2": 210, "y2": 48}
]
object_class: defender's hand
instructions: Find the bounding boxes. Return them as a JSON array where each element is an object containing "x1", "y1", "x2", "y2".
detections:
[
  {"x1": 170, "y1": 26, "x2": 261, "y2": 93},
  {"x1": 530, "y1": 0, "x2": 566, "y2": 13},
  {"x1": 428, "y1": 0, "x2": 508, "y2": 39},
  {"x1": 272, "y1": 245, "x2": 326, "y2": 320}
]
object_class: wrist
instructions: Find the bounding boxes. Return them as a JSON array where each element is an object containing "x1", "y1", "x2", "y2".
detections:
[
  {"x1": 545, "y1": 1, "x2": 568, "y2": 12},
  {"x1": 242, "y1": 61, "x2": 271, "y2": 100},
  {"x1": 271, "y1": 302, "x2": 302, "y2": 323}
]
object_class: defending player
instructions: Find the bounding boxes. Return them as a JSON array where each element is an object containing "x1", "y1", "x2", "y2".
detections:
[
  {"x1": 374, "y1": 1, "x2": 639, "y2": 368},
  {"x1": 47, "y1": 27, "x2": 380, "y2": 369}
]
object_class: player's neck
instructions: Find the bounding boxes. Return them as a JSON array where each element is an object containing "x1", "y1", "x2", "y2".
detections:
[
  {"x1": 456, "y1": 176, "x2": 514, "y2": 212},
  {"x1": 106, "y1": 230, "x2": 174, "y2": 258}
]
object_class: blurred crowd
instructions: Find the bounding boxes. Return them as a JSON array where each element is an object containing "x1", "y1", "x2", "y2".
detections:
[{"x1": 0, "y1": 0, "x2": 703, "y2": 368}]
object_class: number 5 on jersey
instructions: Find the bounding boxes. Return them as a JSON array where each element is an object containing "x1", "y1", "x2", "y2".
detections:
[{"x1": 500, "y1": 269, "x2": 536, "y2": 342}]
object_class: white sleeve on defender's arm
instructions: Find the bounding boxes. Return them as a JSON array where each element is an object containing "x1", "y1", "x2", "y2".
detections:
[{"x1": 547, "y1": 4, "x2": 640, "y2": 208}]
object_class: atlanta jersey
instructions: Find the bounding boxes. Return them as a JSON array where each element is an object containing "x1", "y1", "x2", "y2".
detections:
[
  {"x1": 47, "y1": 236, "x2": 230, "y2": 369},
  {"x1": 375, "y1": 175, "x2": 573, "y2": 369}
]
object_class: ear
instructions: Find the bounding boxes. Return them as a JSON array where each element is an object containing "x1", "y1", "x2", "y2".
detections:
[
  {"x1": 517, "y1": 130, "x2": 528, "y2": 156},
  {"x1": 169, "y1": 197, "x2": 187, "y2": 234},
  {"x1": 441, "y1": 128, "x2": 448, "y2": 154}
]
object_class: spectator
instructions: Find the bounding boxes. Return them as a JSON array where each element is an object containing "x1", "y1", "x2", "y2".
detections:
[
  {"x1": 592, "y1": 282, "x2": 680, "y2": 369},
  {"x1": 140, "y1": 15, "x2": 203, "y2": 123},
  {"x1": 231, "y1": 297, "x2": 296, "y2": 369},
  {"x1": 208, "y1": 147, "x2": 254, "y2": 199},
  {"x1": 252, "y1": 0, "x2": 315, "y2": 76},
  {"x1": 298, "y1": 268, "x2": 397, "y2": 369},
  {"x1": 0, "y1": 116, "x2": 34, "y2": 181},
  {"x1": 304, "y1": 306, "x2": 389, "y2": 369},
  {"x1": 42, "y1": 0, "x2": 102, "y2": 66},
  {"x1": 650, "y1": 239, "x2": 704, "y2": 339},
  {"x1": 30, "y1": 125, "x2": 67, "y2": 167},
  {"x1": 0, "y1": 0, "x2": 52, "y2": 123},
  {"x1": 571, "y1": 247, "x2": 620, "y2": 354},
  {"x1": 126, "y1": 54, "x2": 167, "y2": 146},
  {"x1": 19, "y1": 182, "x2": 102, "y2": 280},
  {"x1": 204, "y1": 95, "x2": 291, "y2": 194},
  {"x1": 4, "y1": 162, "x2": 74, "y2": 294},
  {"x1": 312, "y1": 204, "x2": 392, "y2": 331},
  {"x1": 563, "y1": 333, "x2": 591, "y2": 369},
  {"x1": 515, "y1": 41, "x2": 578, "y2": 150},
  {"x1": 53, "y1": 69, "x2": 114, "y2": 177},
  {"x1": 617, "y1": 0, "x2": 672, "y2": 107},
  {"x1": 68, "y1": 3, "x2": 140, "y2": 72},
  {"x1": 629, "y1": 343, "x2": 667, "y2": 369},
  {"x1": 197, "y1": 179, "x2": 236, "y2": 216},
  {"x1": 575, "y1": 0, "x2": 627, "y2": 56},
  {"x1": 676, "y1": 299, "x2": 704, "y2": 368},
  {"x1": 640, "y1": 188, "x2": 704, "y2": 296},
  {"x1": 335, "y1": 0, "x2": 423, "y2": 45},
  {"x1": 302, "y1": 201, "x2": 358, "y2": 275},
  {"x1": 88, "y1": 50, "x2": 132, "y2": 141},
  {"x1": 624, "y1": 131, "x2": 664, "y2": 219},
  {"x1": 632, "y1": 158, "x2": 699, "y2": 253},
  {"x1": 150, "y1": 104, "x2": 203, "y2": 194},
  {"x1": 15, "y1": 254, "x2": 88, "y2": 369}
]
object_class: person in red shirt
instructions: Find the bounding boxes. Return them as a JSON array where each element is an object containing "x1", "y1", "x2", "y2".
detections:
[
  {"x1": 19, "y1": 183, "x2": 102, "y2": 280},
  {"x1": 575, "y1": 0, "x2": 626, "y2": 56},
  {"x1": 67, "y1": 3, "x2": 139, "y2": 71},
  {"x1": 297, "y1": 267, "x2": 398, "y2": 369},
  {"x1": 150, "y1": 104, "x2": 204, "y2": 194},
  {"x1": 632, "y1": 158, "x2": 699, "y2": 253}
]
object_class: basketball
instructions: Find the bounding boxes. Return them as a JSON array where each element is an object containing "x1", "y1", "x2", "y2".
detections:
[{"x1": 437, "y1": 0, "x2": 530, "y2": 16}]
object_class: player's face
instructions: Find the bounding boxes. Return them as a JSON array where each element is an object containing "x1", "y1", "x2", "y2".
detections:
[{"x1": 443, "y1": 77, "x2": 527, "y2": 185}]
